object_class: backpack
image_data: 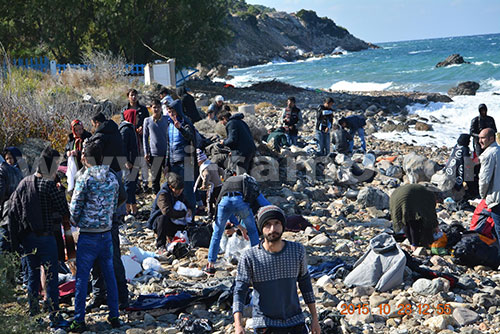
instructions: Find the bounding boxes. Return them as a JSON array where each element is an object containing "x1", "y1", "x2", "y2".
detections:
[
  {"x1": 186, "y1": 223, "x2": 213, "y2": 248},
  {"x1": 242, "y1": 174, "x2": 260, "y2": 204},
  {"x1": 470, "y1": 199, "x2": 495, "y2": 239},
  {"x1": 452, "y1": 233, "x2": 500, "y2": 269}
]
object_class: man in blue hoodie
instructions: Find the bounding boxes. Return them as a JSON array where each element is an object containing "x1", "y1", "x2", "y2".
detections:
[
  {"x1": 218, "y1": 110, "x2": 256, "y2": 175},
  {"x1": 339, "y1": 115, "x2": 367, "y2": 153},
  {"x1": 165, "y1": 100, "x2": 196, "y2": 212},
  {"x1": 69, "y1": 141, "x2": 121, "y2": 332}
]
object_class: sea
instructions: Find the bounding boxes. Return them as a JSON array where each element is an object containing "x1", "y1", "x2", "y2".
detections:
[{"x1": 221, "y1": 33, "x2": 500, "y2": 148}]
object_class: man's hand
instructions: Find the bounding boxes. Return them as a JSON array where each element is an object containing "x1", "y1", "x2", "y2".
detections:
[
  {"x1": 136, "y1": 126, "x2": 143, "y2": 135},
  {"x1": 310, "y1": 319, "x2": 321, "y2": 334},
  {"x1": 234, "y1": 324, "x2": 245, "y2": 334},
  {"x1": 234, "y1": 312, "x2": 245, "y2": 334},
  {"x1": 125, "y1": 162, "x2": 133, "y2": 169}
]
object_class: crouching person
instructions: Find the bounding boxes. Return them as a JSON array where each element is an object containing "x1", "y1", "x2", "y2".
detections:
[
  {"x1": 69, "y1": 141, "x2": 121, "y2": 332},
  {"x1": 233, "y1": 205, "x2": 321, "y2": 334},
  {"x1": 148, "y1": 173, "x2": 191, "y2": 253}
]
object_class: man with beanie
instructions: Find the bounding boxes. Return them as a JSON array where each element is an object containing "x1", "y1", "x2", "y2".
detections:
[
  {"x1": 193, "y1": 149, "x2": 224, "y2": 218},
  {"x1": 470, "y1": 103, "x2": 497, "y2": 156},
  {"x1": 233, "y1": 205, "x2": 321, "y2": 334}
]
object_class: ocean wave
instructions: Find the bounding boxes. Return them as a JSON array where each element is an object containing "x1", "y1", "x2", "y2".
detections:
[
  {"x1": 481, "y1": 78, "x2": 500, "y2": 90},
  {"x1": 330, "y1": 81, "x2": 393, "y2": 92},
  {"x1": 408, "y1": 49, "x2": 432, "y2": 54},
  {"x1": 473, "y1": 61, "x2": 500, "y2": 67}
]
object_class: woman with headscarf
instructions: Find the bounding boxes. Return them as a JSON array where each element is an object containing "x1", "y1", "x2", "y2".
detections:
[
  {"x1": 65, "y1": 120, "x2": 92, "y2": 170},
  {"x1": 119, "y1": 109, "x2": 139, "y2": 215}
]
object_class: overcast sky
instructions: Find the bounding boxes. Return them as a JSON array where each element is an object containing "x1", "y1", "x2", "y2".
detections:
[{"x1": 246, "y1": 0, "x2": 500, "y2": 43}]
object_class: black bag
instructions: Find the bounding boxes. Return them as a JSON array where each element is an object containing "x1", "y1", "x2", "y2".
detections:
[
  {"x1": 176, "y1": 316, "x2": 212, "y2": 334},
  {"x1": 452, "y1": 233, "x2": 500, "y2": 269},
  {"x1": 242, "y1": 174, "x2": 260, "y2": 204},
  {"x1": 186, "y1": 223, "x2": 213, "y2": 248}
]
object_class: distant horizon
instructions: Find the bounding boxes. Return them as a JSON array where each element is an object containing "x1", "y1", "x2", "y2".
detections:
[
  {"x1": 246, "y1": 0, "x2": 500, "y2": 44},
  {"x1": 375, "y1": 31, "x2": 500, "y2": 45}
]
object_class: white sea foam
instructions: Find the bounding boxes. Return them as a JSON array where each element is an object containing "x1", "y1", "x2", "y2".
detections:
[
  {"x1": 408, "y1": 49, "x2": 432, "y2": 54},
  {"x1": 374, "y1": 92, "x2": 500, "y2": 147},
  {"x1": 330, "y1": 81, "x2": 393, "y2": 92},
  {"x1": 473, "y1": 61, "x2": 500, "y2": 67},
  {"x1": 482, "y1": 78, "x2": 500, "y2": 90}
]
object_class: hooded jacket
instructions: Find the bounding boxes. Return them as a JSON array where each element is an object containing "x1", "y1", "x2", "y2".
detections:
[
  {"x1": 64, "y1": 130, "x2": 92, "y2": 170},
  {"x1": 479, "y1": 141, "x2": 500, "y2": 208},
  {"x1": 89, "y1": 120, "x2": 125, "y2": 173},
  {"x1": 343, "y1": 115, "x2": 366, "y2": 131},
  {"x1": 316, "y1": 105, "x2": 334, "y2": 132},
  {"x1": 444, "y1": 134, "x2": 472, "y2": 190},
  {"x1": 121, "y1": 103, "x2": 149, "y2": 129},
  {"x1": 147, "y1": 182, "x2": 187, "y2": 230},
  {"x1": 332, "y1": 127, "x2": 352, "y2": 154},
  {"x1": 119, "y1": 121, "x2": 139, "y2": 165},
  {"x1": 344, "y1": 233, "x2": 406, "y2": 292},
  {"x1": 223, "y1": 113, "x2": 256, "y2": 156},
  {"x1": 470, "y1": 115, "x2": 497, "y2": 135},
  {"x1": 166, "y1": 100, "x2": 195, "y2": 165},
  {"x1": 70, "y1": 165, "x2": 119, "y2": 232}
]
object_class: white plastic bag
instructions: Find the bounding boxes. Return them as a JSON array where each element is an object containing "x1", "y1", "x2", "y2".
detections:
[
  {"x1": 142, "y1": 257, "x2": 161, "y2": 271},
  {"x1": 121, "y1": 255, "x2": 142, "y2": 281},
  {"x1": 224, "y1": 234, "x2": 250, "y2": 263},
  {"x1": 171, "y1": 201, "x2": 192, "y2": 225},
  {"x1": 177, "y1": 266, "x2": 205, "y2": 278},
  {"x1": 66, "y1": 156, "x2": 78, "y2": 191},
  {"x1": 130, "y1": 246, "x2": 157, "y2": 263}
]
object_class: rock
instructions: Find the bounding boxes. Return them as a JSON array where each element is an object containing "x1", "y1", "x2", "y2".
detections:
[
  {"x1": 385, "y1": 165, "x2": 403, "y2": 178},
  {"x1": 206, "y1": 64, "x2": 228, "y2": 79},
  {"x1": 316, "y1": 275, "x2": 334, "y2": 287},
  {"x1": 238, "y1": 104, "x2": 255, "y2": 115},
  {"x1": 448, "y1": 81, "x2": 480, "y2": 96},
  {"x1": 436, "y1": 54, "x2": 469, "y2": 67},
  {"x1": 356, "y1": 187, "x2": 390, "y2": 210},
  {"x1": 423, "y1": 315, "x2": 457, "y2": 331},
  {"x1": 472, "y1": 293, "x2": 497, "y2": 309},
  {"x1": 352, "y1": 286, "x2": 375, "y2": 297},
  {"x1": 143, "y1": 313, "x2": 156, "y2": 327},
  {"x1": 414, "y1": 121, "x2": 433, "y2": 131},
  {"x1": 308, "y1": 233, "x2": 332, "y2": 246},
  {"x1": 402, "y1": 152, "x2": 439, "y2": 183},
  {"x1": 369, "y1": 294, "x2": 389, "y2": 308},
  {"x1": 126, "y1": 329, "x2": 146, "y2": 334},
  {"x1": 82, "y1": 93, "x2": 97, "y2": 104},
  {"x1": 412, "y1": 278, "x2": 449, "y2": 295},
  {"x1": 452, "y1": 307, "x2": 479, "y2": 326},
  {"x1": 53, "y1": 329, "x2": 67, "y2": 334},
  {"x1": 346, "y1": 312, "x2": 374, "y2": 326}
]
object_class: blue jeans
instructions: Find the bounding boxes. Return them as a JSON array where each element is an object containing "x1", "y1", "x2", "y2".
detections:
[
  {"x1": 286, "y1": 134, "x2": 298, "y2": 146},
  {"x1": 349, "y1": 128, "x2": 366, "y2": 152},
  {"x1": 228, "y1": 194, "x2": 271, "y2": 228},
  {"x1": 170, "y1": 163, "x2": 196, "y2": 212},
  {"x1": 123, "y1": 168, "x2": 137, "y2": 205},
  {"x1": 208, "y1": 195, "x2": 259, "y2": 263},
  {"x1": 316, "y1": 131, "x2": 330, "y2": 156},
  {"x1": 21, "y1": 232, "x2": 59, "y2": 315},
  {"x1": 75, "y1": 232, "x2": 118, "y2": 323}
]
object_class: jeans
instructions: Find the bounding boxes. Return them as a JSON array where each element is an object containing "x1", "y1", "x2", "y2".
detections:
[
  {"x1": 75, "y1": 232, "x2": 118, "y2": 323},
  {"x1": 348, "y1": 127, "x2": 366, "y2": 152},
  {"x1": 150, "y1": 156, "x2": 166, "y2": 194},
  {"x1": 21, "y1": 232, "x2": 59, "y2": 315},
  {"x1": 208, "y1": 195, "x2": 259, "y2": 263},
  {"x1": 286, "y1": 134, "x2": 298, "y2": 146},
  {"x1": 316, "y1": 131, "x2": 330, "y2": 156},
  {"x1": 91, "y1": 224, "x2": 128, "y2": 306},
  {"x1": 170, "y1": 163, "x2": 195, "y2": 212},
  {"x1": 123, "y1": 168, "x2": 137, "y2": 205},
  {"x1": 228, "y1": 153, "x2": 255, "y2": 175}
]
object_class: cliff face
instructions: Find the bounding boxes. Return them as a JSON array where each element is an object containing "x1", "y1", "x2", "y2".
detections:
[{"x1": 219, "y1": 10, "x2": 375, "y2": 67}]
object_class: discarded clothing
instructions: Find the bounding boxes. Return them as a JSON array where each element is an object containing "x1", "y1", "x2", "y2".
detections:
[
  {"x1": 308, "y1": 259, "x2": 346, "y2": 279},
  {"x1": 127, "y1": 292, "x2": 194, "y2": 311},
  {"x1": 285, "y1": 215, "x2": 312, "y2": 232}
]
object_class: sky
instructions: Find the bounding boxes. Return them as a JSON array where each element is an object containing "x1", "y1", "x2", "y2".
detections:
[{"x1": 246, "y1": 0, "x2": 500, "y2": 43}]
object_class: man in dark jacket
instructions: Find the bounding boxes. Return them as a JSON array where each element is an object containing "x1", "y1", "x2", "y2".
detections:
[
  {"x1": 218, "y1": 111, "x2": 256, "y2": 175},
  {"x1": 331, "y1": 123, "x2": 352, "y2": 155},
  {"x1": 119, "y1": 109, "x2": 139, "y2": 215},
  {"x1": 339, "y1": 115, "x2": 367, "y2": 152},
  {"x1": 166, "y1": 100, "x2": 196, "y2": 212},
  {"x1": 121, "y1": 88, "x2": 150, "y2": 193},
  {"x1": 147, "y1": 173, "x2": 190, "y2": 251},
  {"x1": 176, "y1": 86, "x2": 202, "y2": 123},
  {"x1": 316, "y1": 97, "x2": 335, "y2": 156},
  {"x1": 0, "y1": 153, "x2": 23, "y2": 252},
  {"x1": 89, "y1": 112, "x2": 125, "y2": 173},
  {"x1": 281, "y1": 96, "x2": 301, "y2": 146},
  {"x1": 470, "y1": 103, "x2": 497, "y2": 156}
]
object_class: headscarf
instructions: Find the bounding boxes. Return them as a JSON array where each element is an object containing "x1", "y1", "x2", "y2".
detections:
[{"x1": 71, "y1": 119, "x2": 84, "y2": 152}]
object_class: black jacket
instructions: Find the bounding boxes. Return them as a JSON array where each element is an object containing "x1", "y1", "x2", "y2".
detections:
[
  {"x1": 283, "y1": 106, "x2": 301, "y2": 135},
  {"x1": 119, "y1": 121, "x2": 139, "y2": 165},
  {"x1": 89, "y1": 120, "x2": 125, "y2": 173},
  {"x1": 64, "y1": 130, "x2": 92, "y2": 170},
  {"x1": 470, "y1": 115, "x2": 497, "y2": 135},
  {"x1": 121, "y1": 103, "x2": 150, "y2": 129},
  {"x1": 177, "y1": 87, "x2": 202, "y2": 123},
  {"x1": 0, "y1": 162, "x2": 23, "y2": 206},
  {"x1": 332, "y1": 128, "x2": 352, "y2": 154},
  {"x1": 316, "y1": 105, "x2": 334, "y2": 131},
  {"x1": 223, "y1": 113, "x2": 256, "y2": 156}
]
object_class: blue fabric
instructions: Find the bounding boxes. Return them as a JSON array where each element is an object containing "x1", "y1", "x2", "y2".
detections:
[
  {"x1": 348, "y1": 127, "x2": 366, "y2": 152},
  {"x1": 307, "y1": 259, "x2": 346, "y2": 279},
  {"x1": 128, "y1": 292, "x2": 193, "y2": 311},
  {"x1": 229, "y1": 193, "x2": 271, "y2": 229},
  {"x1": 170, "y1": 164, "x2": 195, "y2": 212},
  {"x1": 489, "y1": 204, "x2": 500, "y2": 250},
  {"x1": 286, "y1": 134, "x2": 298, "y2": 146},
  {"x1": 316, "y1": 131, "x2": 330, "y2": 156},
  {"x1": 74, "y1": 232, "x2": 118, "y2": 322},
  {"x1": 21, "y1": 232, "x2": 59, "y2": 314},
  {"x1": 123, "y1": 169, "x2": 137, "y2": 205},
  {"x1": 208, "y1": 195, "x2": 259, "y2": 263},
  {"x1": 345, "y1": 115, "x2": 366, "y2": 130}
]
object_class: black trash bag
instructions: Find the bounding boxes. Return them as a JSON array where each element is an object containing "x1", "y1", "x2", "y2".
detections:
[
  {"x1": 170, "y1": 242, "x2": 191, "y2": 259},
  {"x1": 186, "y1": 223, "x2": 213, "y2": 248},
  {"x1": 176, "y1": 315, "x2": 212, "y2": 334},
  {"x1": 452, "y1": 233, "x2": 500, "y2": 269}
]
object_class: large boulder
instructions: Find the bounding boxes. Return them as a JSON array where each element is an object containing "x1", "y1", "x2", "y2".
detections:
[
  {"x1": 436, "y1": 54, "x2": 469, "y2": 68},
  {"x1": 356, "y1": 187, "x2": 390, "y2": 210},
  {"x1": 402, "y1": 152, "x2": 439, "y2": 183},
  {"x1": 448, "y1": 81, "x2": 480, "y2": 96}
]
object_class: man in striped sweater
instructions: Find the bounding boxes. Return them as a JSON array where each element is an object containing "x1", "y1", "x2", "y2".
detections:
[{"x1": 233, "y1": 205, "x2": 321, "y2": 334}]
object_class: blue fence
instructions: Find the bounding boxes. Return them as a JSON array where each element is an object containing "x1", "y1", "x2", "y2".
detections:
[{"x1": 7, "y1": 57, "x2": 146, "y2": 76}]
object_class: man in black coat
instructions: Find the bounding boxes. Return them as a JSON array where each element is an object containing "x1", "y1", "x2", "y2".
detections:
[
  {"x1": 89, "y1": 112, "x2": 125, "y2": 173},
  {"x1": 176, "y1": 86, "x2": 202, "y2": 123},
  {"x1": 470, "y1": 103, "x2": 497, "y2": 156},
  {"x1": 218, "y1": 111, "x2": 256, "y2": 175}
]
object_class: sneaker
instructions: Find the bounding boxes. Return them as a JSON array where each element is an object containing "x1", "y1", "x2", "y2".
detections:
[
  {"x1": 203, "y1": 264, "x2": 216, "y2": 276},
  {"x1": 108, "y1": 316, "x2": 121, "y2": 328},
  {"x1": 85, "y1": 297, "x2": 106, "y2": 312},
  {"x1": 68, "y1": 320, "x2": 87, "y2": 333}
]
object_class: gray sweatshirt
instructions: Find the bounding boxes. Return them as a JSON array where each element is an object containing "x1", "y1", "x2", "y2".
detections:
[{"x1": 143, "y1": 115, "x2": 168, "y2": 157}]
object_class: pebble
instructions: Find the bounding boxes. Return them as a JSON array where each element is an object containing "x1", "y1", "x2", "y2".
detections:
[{"x1": 452, "y1": 307, "x2": 479, "y2": 326}]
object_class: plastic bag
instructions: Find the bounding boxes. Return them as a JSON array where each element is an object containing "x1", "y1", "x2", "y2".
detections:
[
  {"x1": 121, "y1": 255, "x2": 142, "y2": 281},
  {"x1": 172, "y1": 201, "x2": 192, "y2": 225},
  {"x1": 66, "y1": 156, "x2": 78, "y2": 191},
  {"x1": 142, "y1": 257, "x2": 161, "y2": 271},
  {"x1": 177, "y1": 267, "x2": 205, "y2": 278},
  {"x1": 224, "y1": 234, "x2": 250, "y2": 263},
  {"x1": 130, "y1": 246, "x2": 157, "y2": 263}
]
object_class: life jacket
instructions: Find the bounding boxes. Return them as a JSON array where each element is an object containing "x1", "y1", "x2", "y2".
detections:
[{"x1": 470, "y1": 199, "x2": 495, "y2": 239}]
